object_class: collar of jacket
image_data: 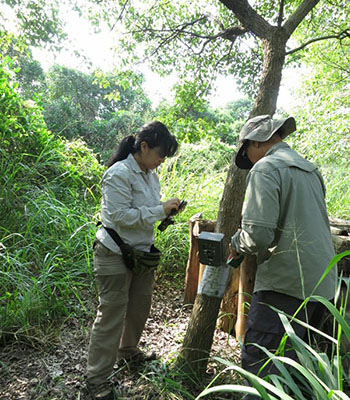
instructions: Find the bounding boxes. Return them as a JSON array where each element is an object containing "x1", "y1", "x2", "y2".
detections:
[{"x1": 126, "y1": 153, "x2": 152, "y2": 175}]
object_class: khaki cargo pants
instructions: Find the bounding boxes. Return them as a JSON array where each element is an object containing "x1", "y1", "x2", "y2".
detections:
[{"x1": 86, "y1": 240, "x2": 155, "y2": 385}]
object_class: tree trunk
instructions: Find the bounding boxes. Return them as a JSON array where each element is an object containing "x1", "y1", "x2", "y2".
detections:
[
  {"x1": 216, "y1": 158, "x2": 248, "y2": 246},
  {"x1": 177, "y1": 19, "x2": 297, "y2": 379},
  {"x1": 250, "y1": 30, "x2": 287, "y2": 117},
  {"x1": 219, "y1": 34, "x2": 288, "y2": 332},
  {"x1": 176, "y1": 294, "x2": 222, "y2": 377},
  {"x1": 215, "y1": 159, "x2": 247, "y2": 331}
]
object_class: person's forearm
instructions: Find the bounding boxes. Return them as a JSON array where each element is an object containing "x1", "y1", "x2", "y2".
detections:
[
  {"x1": 231, "y1": 225, "x2": 275, "y2": 255},
  {"x1": 106, "y1": 204, "x2": 166, "y2": 229}
]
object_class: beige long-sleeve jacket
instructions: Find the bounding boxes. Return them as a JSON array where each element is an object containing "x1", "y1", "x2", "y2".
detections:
[{"x1": 96, "y1": 153, "x2": 166, "y2": 255}]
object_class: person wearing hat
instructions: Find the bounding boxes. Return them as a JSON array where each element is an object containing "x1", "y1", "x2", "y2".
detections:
[{"x1": 229, "y1": 115, "x2": 336, "y2": 396}]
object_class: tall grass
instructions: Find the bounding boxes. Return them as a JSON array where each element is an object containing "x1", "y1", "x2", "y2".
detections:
[
  {"x1": 321, "y1": 164, "x2": 350, "y2": 220},
  {"x1": 0, "y1": 190, "x2": 98, "y2": 342},
  {"x1": 197, "y1": 251, "x2": 350, "y2": 400},
  {"x1": 0, "y1": 56, "x2": 103, "y2": 343},
  {"x1": 0, "y1": 177, "x2": 101, "y2": 344},
  {"x1": 155, "y1": 140, "x2": 233, "y2": 282}
]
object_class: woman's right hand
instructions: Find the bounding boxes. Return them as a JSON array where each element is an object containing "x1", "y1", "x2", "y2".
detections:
[{"x1": 162, "y1": 198, "x2": 180, "y2": 215}]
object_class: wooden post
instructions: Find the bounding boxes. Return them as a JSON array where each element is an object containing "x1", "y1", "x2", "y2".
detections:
[
  {"x1": 183, "y1": 215, "x2": 216, "y2": 304},
  {"x1": 234, "y1": 255, "x2": 257, "y2": 342},
  {"x1": 184, "y1": 214, "x2": 202, "y2": 304},
  {"x1": 217, "y1": 268, "x2": 240, "y2": 333}
]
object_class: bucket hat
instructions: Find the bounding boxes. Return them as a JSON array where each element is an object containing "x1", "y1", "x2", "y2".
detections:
[{"x1": 235, "y1": 115, "x2": 296, "y2": 169}]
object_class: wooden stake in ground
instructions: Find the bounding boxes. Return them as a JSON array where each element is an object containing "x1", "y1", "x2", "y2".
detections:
[
  {"x1": 234, "y1": 255, "x2": 257, "y2": 342},
  {"x1": 184, "y1": 214, "x2": 216, "y2": 304}
]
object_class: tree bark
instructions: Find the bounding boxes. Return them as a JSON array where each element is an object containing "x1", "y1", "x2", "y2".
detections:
[
  {"x1": 216, "y1": 158, "x2": 247, "y2": 248},
  {"x1": 176, "y1": 294, "x2": 222, "y2": 377},
  {"x1": 218, "y1": 267, "x2": 240, "y2": 332},
  {"x1": 250, "y1": 31, "x2": 287, "y2": 117}
]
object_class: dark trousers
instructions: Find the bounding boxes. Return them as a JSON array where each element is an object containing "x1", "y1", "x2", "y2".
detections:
[{"x1": 241, "y1": 291, "x2": 326, "y2": 399}]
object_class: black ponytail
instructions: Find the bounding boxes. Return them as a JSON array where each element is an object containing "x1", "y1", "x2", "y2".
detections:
[{"x1": 107, "y1": 135, "x2": 136, "y2": 167}]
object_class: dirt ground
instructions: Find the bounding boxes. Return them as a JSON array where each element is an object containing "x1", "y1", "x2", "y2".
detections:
[{"x1": 0, "y1": 282, "x2": 241, "y2": 400}]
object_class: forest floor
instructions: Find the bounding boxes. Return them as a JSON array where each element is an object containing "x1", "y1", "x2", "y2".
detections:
[{"x1": 0, "y1": 280, "x2": 241, "y2": 400}]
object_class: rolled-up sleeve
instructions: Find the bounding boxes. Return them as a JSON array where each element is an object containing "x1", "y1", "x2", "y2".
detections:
[
  {"x1": 231, "y1": 169, "x2": 280, "y2": 257},
  {"x1": 232, "y1": 225, "x2": 276, "y2": 255}
]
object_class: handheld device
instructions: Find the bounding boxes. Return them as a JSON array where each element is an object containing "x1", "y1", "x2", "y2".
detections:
[
  {"x1": 177, "y1": 200, "x2": 187, "y2": 213},
  {"x1": 157, "y1": 200, "x2": 187, "y2": 232},
  {"x1": 226, "y1": 253, "x2": 245, "y2": 268}
]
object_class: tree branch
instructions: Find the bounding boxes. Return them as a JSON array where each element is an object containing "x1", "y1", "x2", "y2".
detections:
[
  {"x1": 277, "y1": 0, "x2": 285, "y2": 27},
  {"x1": 286, "y1": 29, "x2": 350, "y2": 55},
  {"x1": 221, "y1": 26, "x2": 248, "y2": 42},
  {"x1": 214, "y1": 41, "x2": 234, "y2": 70},
  {"x1": 131, "y1": 20, "x2": 247, "y2": 43},
  {"x1": 219, "y1": 0, "x2": 271, "y2": 39},
  {"x1": 110, "y1": 0, "x2": 130, "y2": 31},
  {"x1": 283, "y1": 0, "x2": 320, "y2": 36},
  {"x1": 118, "y1": 0, "x2": 130, "y2": 21}
]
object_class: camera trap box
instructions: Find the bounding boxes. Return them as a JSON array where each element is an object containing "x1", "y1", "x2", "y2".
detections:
[{"x1": 198, "y1": 231, "x2": 225, "y2": 266}]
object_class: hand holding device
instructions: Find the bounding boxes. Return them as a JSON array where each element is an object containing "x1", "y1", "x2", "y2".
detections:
[
  {"x1": 226, "y1": 253, "x2": 245, "y2": 268},
  {"x1": 158, "y1": 200, "x2": 187, "y2": 232},
  {"x1": 227, "y1": 244, "x2": 244, "y2": 268},
  {"x1": 174, "y1": 199, "x2": 187, "y2": 214}
]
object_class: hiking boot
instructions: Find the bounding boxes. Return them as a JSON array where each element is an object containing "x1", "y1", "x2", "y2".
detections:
[
  {"x1": 118, "y1": 351, "x2": 157, "y2": 368},
  {"x1": 86, "y1": 380, "x2": 117, "y2": 400}
]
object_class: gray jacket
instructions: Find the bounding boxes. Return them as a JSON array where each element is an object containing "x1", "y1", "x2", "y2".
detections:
[{"x1": 232, "y1": 142, "x2": 336, "y2": 300}]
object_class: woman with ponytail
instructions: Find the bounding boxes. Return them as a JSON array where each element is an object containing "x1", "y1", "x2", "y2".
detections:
[{"x1": 86, "y1": 121, "x2": 180, "y2": 400}]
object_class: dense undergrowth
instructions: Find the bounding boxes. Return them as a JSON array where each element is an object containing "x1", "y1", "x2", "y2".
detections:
[
  {"x1": 0, "y1": 56, "x2": 103, "y2": 343},
  {"x1": 0, "y1": 55, "x2": 234, "y2": 343}
]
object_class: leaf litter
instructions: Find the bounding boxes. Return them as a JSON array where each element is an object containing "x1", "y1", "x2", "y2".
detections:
[{"x1": 0, "y1": 281, "x2": 241, "y2": 399}]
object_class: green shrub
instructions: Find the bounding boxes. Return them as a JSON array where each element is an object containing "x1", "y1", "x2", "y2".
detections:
[{"x1": 0, "y1": 55, "x2": 103, "y2": 343}]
